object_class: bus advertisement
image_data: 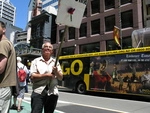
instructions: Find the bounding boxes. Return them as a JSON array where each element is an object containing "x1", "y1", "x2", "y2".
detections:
[{"x1": 59, "y1": 47, "x2": 150, "y2": 96}]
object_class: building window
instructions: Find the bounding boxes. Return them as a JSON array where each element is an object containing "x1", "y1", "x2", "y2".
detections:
[
  {"x1": 121, "y1": 0, "x2": 132, "y2": 5},
  {"x1": 69, "y1": 27, "x2": 75, "y2": 40},
  {"x1": 50, "y1": 16, "x2": 57, "y2": 44},
  {"x1": 36, "y1": 23, "x2": 41, "y2": 37},
  {"x1": 80, "y1": 42, "x2": 100, "y2": 53},
  {"x1": 121, "y1": 10, "x2": 133, "y2": 28},
  {"x1": 106, "y1": 36, "x2": 132, "y2": 51},
  {"x1": 122, "y1": 36, "x2": 132, "y2": 49},
  {"x1": 105, "y1": 15, "x2": 115, "y2": 32},
  {"x1": 31, "y1": 25, "x2": 36, "y2": 39},
  {"x1": 91, "y1": 19, "x2": 100, "y2": 35},
  {"x1": 106, "y1": 39, "x2": 119, "y2": 51},
  {"x1": 91, "y1": 0, "x2": 100, "y2": 14},
  {"x1": 79, "y1": 23, "x2": 87, "y2": 37},
  {"x1": 61, "y1": 46, "x2": 75, "y2": 55},
  {"x1": 105, "y1": 0, "x2": 115, "y2": 10},
  {"x1": 59, "y1": 29, "x2": 64, "y2": 42},
  {"x1": 146, "y1": 5, "x2": 150, "y2": 15}
]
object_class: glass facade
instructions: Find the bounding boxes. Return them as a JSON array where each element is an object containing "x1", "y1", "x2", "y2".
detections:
[{"x1": 80, "y1": 43, "x2": 100, "y2": 53}]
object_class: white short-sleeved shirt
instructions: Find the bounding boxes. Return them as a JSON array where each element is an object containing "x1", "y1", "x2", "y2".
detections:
[{"x1": 30, "y1": 56, "x2": 62, "y2": 95}]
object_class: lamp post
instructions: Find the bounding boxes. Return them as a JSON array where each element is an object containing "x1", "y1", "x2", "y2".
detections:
[{"x1": 118, "y1": 0, "x2": 122, "y2": 49}]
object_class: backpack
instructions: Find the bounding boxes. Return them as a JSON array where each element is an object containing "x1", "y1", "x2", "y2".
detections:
[{"x1": 17, "y1": 66, "x2": 27, "y2": 82}]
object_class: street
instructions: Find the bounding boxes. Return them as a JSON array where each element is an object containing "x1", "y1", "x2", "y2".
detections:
[{"x1": 10, "y1": 85, "x2": 150, "y2": 113}]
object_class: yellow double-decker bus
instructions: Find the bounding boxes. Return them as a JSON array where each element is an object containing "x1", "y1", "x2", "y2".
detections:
[{"x1": 59, "y1": 47, "x2": 150, "y2": 96}]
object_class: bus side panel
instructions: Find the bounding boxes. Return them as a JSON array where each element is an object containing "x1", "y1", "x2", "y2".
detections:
[
  {"x1": 60, "y1": 58, "x2": 90, "y2": 90},
  {"x1": 88, "y1": 52, "x2": 150, "y2": 96}
]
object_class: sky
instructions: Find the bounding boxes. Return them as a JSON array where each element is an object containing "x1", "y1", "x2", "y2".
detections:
[{"x1": 10, "y1": 0, "x2": 30, "y2": 30}]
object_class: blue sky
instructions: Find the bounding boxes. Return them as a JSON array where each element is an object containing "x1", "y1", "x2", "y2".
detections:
[{"x1": 10, "y1": 0, "x2": 30, "y2": 30}]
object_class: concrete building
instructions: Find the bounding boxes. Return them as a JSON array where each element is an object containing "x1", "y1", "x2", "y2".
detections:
[
  {"x1": 29, "y1": 10, "x2": 57, "y2": 48},
  {"x1": 0, "y1": 18, "x2": 22, "y2": 44},
  {"x1": 27, "y1": 0, "x2": 36, "y2": 23},
  {"x1": 0, "y1": 0, "x2": 24, "y2": 44},
  {"x1": 27, "y1": 0, "x2": 58, "y2": 23},
  {"x1": 42, "y1": 5, "x2": 57, "y2": 15},
  {"x1": 42, "y1": 0, "x2": 58, "y2": 10},
  {"x1": 143, "y1": 0, "x2": 150, "y2": 27},
  {"x1": 52, "y1": 0, "x2": 149, "y2": 56},
  {"x1": 15, "y1": 31, "x2": 28, "y2": 43},
  {"x1": 18, "y1": 0, "x2": 150, "y2": 58},
  {"x1": 26, "y1": 0, "x2": 57, "y2": 45},
  {"x1": 0, "y1": 0, "x2": 16, "y2": 25}
]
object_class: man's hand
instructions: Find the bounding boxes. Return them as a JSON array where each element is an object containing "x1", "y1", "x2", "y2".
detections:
[
  {"x1": 44, "y1": 72, "x2": 56, "y2": 79},
  {"x1": 52, "y1": 66, "x2": 63, "y2": 80},
  {"x1": 52, "y1": 66, "x2": 58, "y2": 75}
]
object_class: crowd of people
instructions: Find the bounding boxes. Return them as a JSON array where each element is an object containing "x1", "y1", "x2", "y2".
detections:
[{"x1": 0, "y1": 21, "x2": 63, "y2": 113}]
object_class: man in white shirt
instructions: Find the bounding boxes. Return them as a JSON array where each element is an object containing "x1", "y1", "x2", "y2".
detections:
[{"x1": 30, "y1": 42, "x2": 63, "y2": 113}]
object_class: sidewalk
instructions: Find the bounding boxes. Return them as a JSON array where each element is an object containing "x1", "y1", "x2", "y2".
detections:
[
  {"x1": 10, "y1": 100, "x2": 31, "y2": 113},
  {"x1": 10, "y1": 100, "x2": 60, "y2": 113},
  {"x1": 9, "y1": 84, "x2": 63, "y2": 113}
]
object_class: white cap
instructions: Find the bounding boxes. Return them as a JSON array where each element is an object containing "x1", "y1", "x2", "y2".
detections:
[{"x1": 17, "y1": 57, "x2": 22, "y2": 62}]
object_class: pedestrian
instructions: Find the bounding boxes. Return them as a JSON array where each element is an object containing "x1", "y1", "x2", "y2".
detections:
[
  {"x1": 25, "y1": 60, "x2": 31, "y2": 93},
  {"x1": 30, "y1": 41, "x2": 63, "y2": 113},
  {"x1": 25, "y1": 69, "x2": 30, "y2": 93},
  {"x1": 0, "y1": 21, "x2": 17, "y2": 113},
  {"x1": 11, "y1": 57, "x2": 29, "y2": 112}
]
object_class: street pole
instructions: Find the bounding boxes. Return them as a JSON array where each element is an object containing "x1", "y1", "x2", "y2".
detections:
[
  {"x1": 54, "y1": 26, "x2": 68, "y2": 66},
  {"x1": 118, "y1": 0, "x2": 122, "y2": 49}
]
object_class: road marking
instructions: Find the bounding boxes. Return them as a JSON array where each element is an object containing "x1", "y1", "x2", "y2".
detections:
[
  {"x1": 55, "y1": 110, "x2": 65, "y2": 113},
  {"x1": 58, "y1": 100, "x2": 129, "y2": 113},
  {"x1": 24, "y1": 97, "x2": 128, "y2": 113},
  {"x1": 23, "y1": 97, "x2": 65, "y2": 113}
]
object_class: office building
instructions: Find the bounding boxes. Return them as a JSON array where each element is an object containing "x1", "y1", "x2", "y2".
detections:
[
  {"x1": 29, "y1": 10, "x2": 57, "y2": 48},
  {"x1": 27, "y1": 0, "x2": 57, "y2": 22},
  {"x1": 27, "y1": 0, "x2": 36, "y2": 22},
  {"x1": 28, "y1": 0, "x2": 42, "y2": 22},
  {"x1": 42, "y1": 0, "x2": 58, "y2": 10},
  {"x1": 0, "y1": 0, "x2": 16, "y2": 25},
  {"x1": 0, "y1": 18, "x2": 22, "y2": 44},
  {"x1": 0, "y1": 0, "x2": 22, "y2": 44},
  {"x1": 25, "y1": 0, "x2": 150, "y2": 57},
  {"x1": 53, "y1": 0, "x2": 150, "y2": 56}
]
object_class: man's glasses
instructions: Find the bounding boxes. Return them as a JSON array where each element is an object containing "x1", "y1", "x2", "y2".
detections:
[{"x1": 43, "y1": 46, "x2": 53, "y2": 49}]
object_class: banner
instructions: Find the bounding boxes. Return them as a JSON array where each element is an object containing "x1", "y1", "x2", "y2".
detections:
[
  {"x1": 113, "y1": 26, "x2": 121, "y2": 47},
  {"x1": 56, "y1": 0, "x2": 88, "y2": 28}
]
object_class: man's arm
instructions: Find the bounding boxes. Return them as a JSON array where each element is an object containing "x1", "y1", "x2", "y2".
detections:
[
  {"x1": 0, "y1": 54, "x2": 7, "y2": 74},
  {"x1": 30, "y1": 72, "x2": 54, "y2": 82},
  {"x1": 52, "y1": 66, "x2": 63, "y2": 81}
]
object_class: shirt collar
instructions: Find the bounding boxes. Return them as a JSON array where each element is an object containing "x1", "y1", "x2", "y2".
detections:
[{"x1": 39, "y1": 56, "x2": 55, "y2": 64}]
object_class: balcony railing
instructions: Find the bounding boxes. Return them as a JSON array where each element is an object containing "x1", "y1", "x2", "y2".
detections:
[{"x1": 16, "y1": 48, "x2": 41, "y2": 56}]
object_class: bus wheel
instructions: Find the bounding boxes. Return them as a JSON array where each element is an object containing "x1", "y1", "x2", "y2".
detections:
[{"x1": 76, "y1": 82, "x2": 86, "y2": 94}]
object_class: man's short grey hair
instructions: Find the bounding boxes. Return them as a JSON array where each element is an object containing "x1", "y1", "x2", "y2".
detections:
[{"x1": 42, "y1": 42, "x2": 53, "y2": 49}]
